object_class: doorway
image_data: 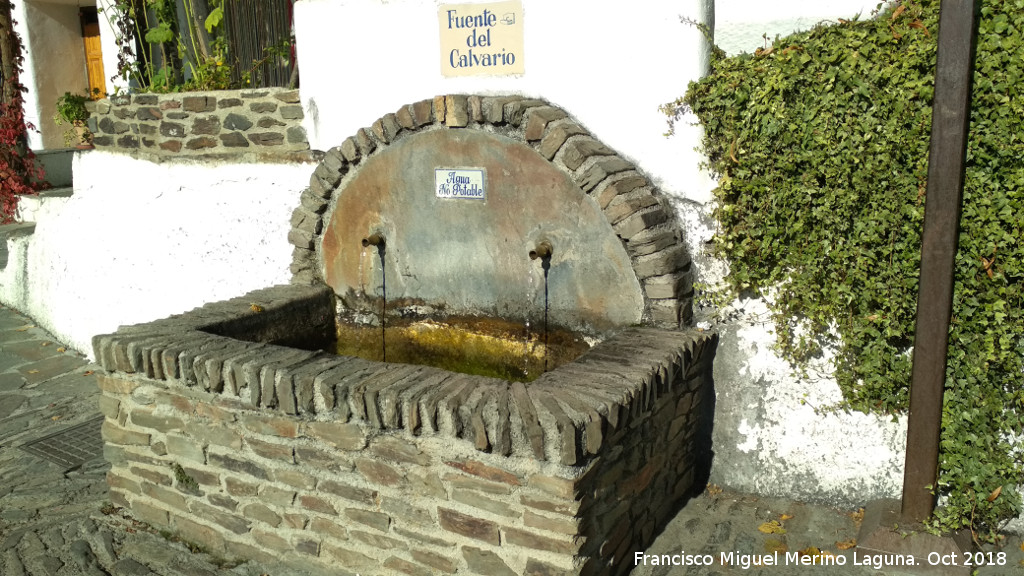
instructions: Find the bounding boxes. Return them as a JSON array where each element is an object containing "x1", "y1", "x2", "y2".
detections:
[{"x1": 80, "y1": 8, "x2": 104, "y2": 99}]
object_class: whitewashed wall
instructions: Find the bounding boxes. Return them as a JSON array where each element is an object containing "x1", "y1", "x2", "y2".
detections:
[
  {"x1": 295, "y1": 0, "x2": 718, "y2": 204},
  {"x1": 0, "y1": 152, "x2": 314, "y2": 355},
  {"x1": 16, "y1": 0, "x2": 93, "y2": 150},
  {"x1": 96, "y1": 0, "x2": 133, "y2": 96},
  {"x1": 716, "y1": 0, "x2": 881, "y2": 55}
]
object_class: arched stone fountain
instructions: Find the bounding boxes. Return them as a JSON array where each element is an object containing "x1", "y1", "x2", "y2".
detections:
[{"x1": 95, "y1": 95, "x2": 717, "y2": 576}]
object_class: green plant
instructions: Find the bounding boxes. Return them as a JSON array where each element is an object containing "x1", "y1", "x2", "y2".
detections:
[
  {"x1": 170, "y1": 462, "x2": 200, "y2": 494},
  {"x1": 53, "y1": 91, "x2": 92, "y2": 146},
  {"x1": 53, "y1": 91, "x2": 89, "y2": 124},
  {"x1": 680, "y1": 0, "x2": 1023, "y2": 542},
  {"x1": 102, "y1": 0, "x2": 290, "y2": 93}
]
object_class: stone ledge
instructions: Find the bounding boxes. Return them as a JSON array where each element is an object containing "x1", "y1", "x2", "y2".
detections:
[{"x1": 93, "y1": 284, "x2": 717, "y2": 466}]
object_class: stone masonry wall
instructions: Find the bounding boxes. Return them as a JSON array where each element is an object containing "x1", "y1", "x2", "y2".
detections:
[
  {"x1": 86, "y1": 88, "x2": 309, "y2": 157},
  {"x1": 94, "y1": 284, "x2": 717, "y2": 576}
]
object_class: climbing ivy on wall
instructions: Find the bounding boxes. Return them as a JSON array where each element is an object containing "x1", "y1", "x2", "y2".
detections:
[
  {"x1": 679, "y1": 0, "x2": 1023, "y2": 542},
  {"x1": 0, "y1": 0, "x2": 45, "y2": 222}
]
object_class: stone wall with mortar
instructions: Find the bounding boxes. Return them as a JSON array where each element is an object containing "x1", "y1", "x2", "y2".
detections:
[
  {"x1": 93, "y1": 284, "x2": 718, "y2": 575},
  {"x1": 86, "y1": 89, "x2": 309, "y2": 157}
]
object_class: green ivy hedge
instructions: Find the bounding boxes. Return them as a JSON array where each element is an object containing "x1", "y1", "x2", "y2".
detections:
[{"x1": 680, "y1": 0, "x2": 1023, "y2": 541}]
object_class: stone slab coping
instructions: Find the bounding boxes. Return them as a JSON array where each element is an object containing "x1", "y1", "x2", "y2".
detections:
[{"x1": 93, "y1": 284, "x2": 717, "y2": 466}]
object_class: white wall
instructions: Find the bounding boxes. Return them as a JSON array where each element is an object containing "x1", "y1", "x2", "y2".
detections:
[
  {"x1": 0, "y1": 152, "x2": 315, "y2": 356},
  {"x1": 716, "y1": 0, "x2": 883, "y2": 55},
  {"x1": 97, "y1": 0, "x2": 131, "y2": 95},
  {"x1": 20, "y1": 0, "x2": 92, "y2": 150},
  {"x1": 295, "y1": 0, "x2": 718, "y2": 204},
  {"x1": 12, "y1": 3, "x2": 38, "y2": 148}
]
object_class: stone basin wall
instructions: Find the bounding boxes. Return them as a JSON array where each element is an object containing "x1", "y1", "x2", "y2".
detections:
[
  {"x1": 86, "y1": 88, "x2": 310, "y2": 157},
  {"x1": 94, "y1": 284, "x2": 717, "y2": 575}
]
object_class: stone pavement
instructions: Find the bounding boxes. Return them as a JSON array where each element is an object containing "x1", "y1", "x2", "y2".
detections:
[
  {"x1": 0, "y1": 303, "x2": 1021, "y2": 576},
  {"x1": 633, "y1": 489, "x2": 1024, "y2": 576}
]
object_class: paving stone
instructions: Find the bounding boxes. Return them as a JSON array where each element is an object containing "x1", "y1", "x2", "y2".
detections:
[
  {"x1": 18, "y1": 355, "x2": 89, "y2": 384},
  {"x1": 112, "y1": 557, "x2": 154, "y2": 576},
  {"x1": 69, "y1": 539, "x2": 97, "y2": 569},
  {"x1": 0, "y1": 393, "x2": 26, "y2": 418},
  {"x1": 4, "y1": 339, "x2": 65, "y2": 362}
]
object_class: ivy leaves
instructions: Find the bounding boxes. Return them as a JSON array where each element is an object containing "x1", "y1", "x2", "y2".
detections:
[{"x1": 685, "y1": 0, "x2": 1023, "y2": 540}]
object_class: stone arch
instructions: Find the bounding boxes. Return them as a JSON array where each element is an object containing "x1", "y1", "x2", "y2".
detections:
[{"x1": 287, "y1": 95, "x2": 693, "y2": 330}]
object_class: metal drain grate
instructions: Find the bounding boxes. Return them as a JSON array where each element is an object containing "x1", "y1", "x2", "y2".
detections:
[{"x1": 19, "y1": 416, "x2": 105, "y2": 471}]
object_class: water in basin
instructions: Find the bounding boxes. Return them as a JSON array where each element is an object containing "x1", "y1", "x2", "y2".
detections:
[{"x1": 334, "y1": 316, "x2": 590, "y2": 382}]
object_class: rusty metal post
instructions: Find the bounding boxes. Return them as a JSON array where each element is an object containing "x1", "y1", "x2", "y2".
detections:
[{"x1": 901, "y1": 0, "x2": 978, "y2": 524}]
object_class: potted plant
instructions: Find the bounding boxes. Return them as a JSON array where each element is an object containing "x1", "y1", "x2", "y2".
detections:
[{"x1": 53, "y1": 91, "x2": 93, "y2": 149}]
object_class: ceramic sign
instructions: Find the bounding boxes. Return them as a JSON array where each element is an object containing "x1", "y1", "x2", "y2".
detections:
[
  {"x1": 439, "y1": 1, "x2": 524, "y2": 77},
  {"x1": 435, "y1": 168, "x2": 486, "y2": 200}
]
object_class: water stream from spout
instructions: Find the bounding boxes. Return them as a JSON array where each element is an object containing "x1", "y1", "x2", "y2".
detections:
[
  {"x1": 541, "y1": 256, "x2": 550, "y2": 373},
  {"x1": 362, "y1": 234, "x2": 387, "y2": 362},
  {"x1": 524, "y1": 270, "x2": 536, "y2": 380},
  {"x1": 529, "y1": 241, "x2": 553, "y2": 375},
  {"x1": 378, "y1": 248, "x2": 387, "y2": 362}
]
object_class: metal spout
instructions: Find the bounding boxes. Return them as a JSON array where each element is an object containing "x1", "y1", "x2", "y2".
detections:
[
  {"x1": 529, "y1": 241, "x2": 552, "y2": 260},
  {"x1": 362, "y1": 233, "x2": 385, "y2": 248}
]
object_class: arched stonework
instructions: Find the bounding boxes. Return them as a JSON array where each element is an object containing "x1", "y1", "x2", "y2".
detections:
[{"x1": 287, "y1": 95, "x2": 693, "y2": 329}]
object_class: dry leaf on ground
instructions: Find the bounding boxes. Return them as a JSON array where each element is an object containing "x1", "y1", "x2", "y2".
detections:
[{"x1": 758, "y1": 520, "x2": 787, "y2": 534}]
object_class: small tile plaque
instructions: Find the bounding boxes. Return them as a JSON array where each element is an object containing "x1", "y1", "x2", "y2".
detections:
[{"x1": 435, "y1": 168, "x2": 486, "y2": 200}]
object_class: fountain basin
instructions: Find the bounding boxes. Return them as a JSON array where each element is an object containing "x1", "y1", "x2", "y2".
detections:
[
  {"x1": 334, "y1": 315, "x2": 591, "y2": 382},
  {"x1": 94, "y1": 283, "x2": 716, "y2": 575}
]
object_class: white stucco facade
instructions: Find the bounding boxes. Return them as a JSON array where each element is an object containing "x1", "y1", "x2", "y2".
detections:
[
  {"x1": 715, "y1": 0, "x2": 881, "y2": 55},
  {"x1": 294, "y1": 0, "x2": 718, "y2": 204},
  {"x1": 15, "y1": 0, "x2": 97, "y2": 150},
  {"x1": 0, "y1": 152, "x2": 314, "y2": 355}
]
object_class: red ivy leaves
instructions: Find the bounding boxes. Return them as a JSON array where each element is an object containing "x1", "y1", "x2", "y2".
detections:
[{"x1": 1, "y1": 1, "x2": 46, "y2": 223}]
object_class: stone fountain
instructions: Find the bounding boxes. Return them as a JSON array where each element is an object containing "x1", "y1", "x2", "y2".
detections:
[{"x1": 94, "y1": 95, "x2": 717, "y2": 576}]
